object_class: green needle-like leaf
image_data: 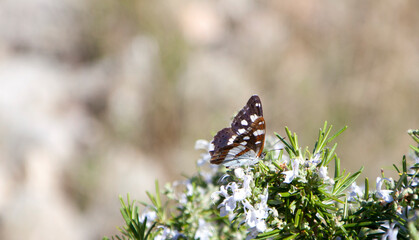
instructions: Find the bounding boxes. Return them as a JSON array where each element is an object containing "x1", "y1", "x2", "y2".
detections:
[{"x1": 364, "y1": 177, "x2": 369, "y2": 200}]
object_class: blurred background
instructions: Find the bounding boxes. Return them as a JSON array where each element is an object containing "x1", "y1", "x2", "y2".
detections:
[{"x1": 0, "y1": 0, "x2": 418, "y2": 239}]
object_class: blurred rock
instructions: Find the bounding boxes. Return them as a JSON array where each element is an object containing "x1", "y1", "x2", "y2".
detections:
[
  {"x1": 0, "y1": 149, "x2": 84, "y2": 240},
  {"x1": 0, "y1": 56, "x2": 90, "y2": 161},
  {"x1": 178, "y1": 1, "x2": 225, "y2": 46},
  {"x1": 0, "y1": 0, "x2": 86, "y2": 61}
]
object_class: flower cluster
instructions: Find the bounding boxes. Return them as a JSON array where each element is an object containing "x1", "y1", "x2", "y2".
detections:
[
  {"x1": 212, "y1": 168, "x2": 270, "y2": 239},
  {"x1": 105, "y1": 124, "x2": 419, "y2": 240}
]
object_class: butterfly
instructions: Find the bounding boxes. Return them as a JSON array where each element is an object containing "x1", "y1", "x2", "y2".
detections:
[{"x1": 209, "y1": 95, "x2": 266, "y2": 168}]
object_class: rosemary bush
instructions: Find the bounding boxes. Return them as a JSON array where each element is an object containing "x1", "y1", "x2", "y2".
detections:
[{"x1": 104, "y1": 124, "x2": 419, "y2": 240}]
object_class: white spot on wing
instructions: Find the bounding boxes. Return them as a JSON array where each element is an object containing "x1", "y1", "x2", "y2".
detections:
[
  {"x1": 227, "y1": 135, "x2": 237, "y2": 145},
  {"x1": 237, "y1": 128, "x2": 246, "y2": 134},
  {"x1": 209, "y1": 143, "x2": 215, "y2": 151},
  {"x1": 255, "y1": 141, "x2": 261, "y2": 145},
  {"x1": 241, "y1": 119, "x2": 248, "y2": 126},
  {"x1": 243, "y1": 136, "x2": 250, "y2": 140},
  {"x1": 255, "y1": 103, "x2": 261, "y2": 107},
  {"x1": 253, "y1": 129, "x2": 265, "y2": 136},
  {"x1": 250, "y1": 114, "x2": 258, "y2": 122},
  {"x1": 240, "y1": 141, "x2": 247, "y2": 145}
]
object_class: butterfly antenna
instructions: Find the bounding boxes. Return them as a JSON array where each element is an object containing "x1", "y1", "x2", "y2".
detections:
[{"x1": 264, "y1": 148, "x2": 284, "y2": 153}]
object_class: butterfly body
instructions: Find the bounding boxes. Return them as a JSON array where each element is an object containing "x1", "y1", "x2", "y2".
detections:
[{"x1": 209, "y1": 95, "x2": 266, "y2": 168}]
